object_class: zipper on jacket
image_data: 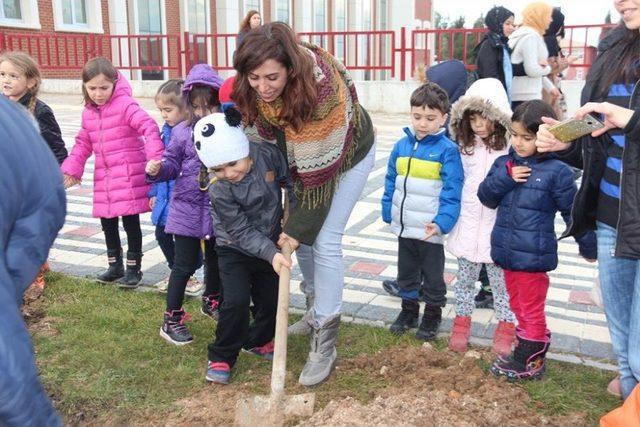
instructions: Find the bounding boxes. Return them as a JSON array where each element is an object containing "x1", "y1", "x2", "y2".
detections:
[
  {"x1": 398, "y1": 140, "x2": 419, "y2": 237},
  {"x1": 613, "y1": 79, "x2": 640, "y2": 256},
  {"x1": 97, "y1": 108, "x2": 112, "y2": 216}
]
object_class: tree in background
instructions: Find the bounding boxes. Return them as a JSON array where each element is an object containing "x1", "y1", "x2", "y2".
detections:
[{"x1": 433, "y1": 13, "x2": 484, "y2": 65}]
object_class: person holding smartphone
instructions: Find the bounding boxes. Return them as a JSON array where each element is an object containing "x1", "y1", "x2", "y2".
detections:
[{"x1": 535, "y1": 0, "x2": 640, "y2": 401}]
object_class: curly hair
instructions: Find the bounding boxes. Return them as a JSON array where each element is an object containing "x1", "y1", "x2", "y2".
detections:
[{"x1": 457, "y1": 110, "x2": 507, "y2": 155}]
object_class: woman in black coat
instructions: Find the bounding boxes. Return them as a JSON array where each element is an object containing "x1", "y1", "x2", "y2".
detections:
[{"x1": 474, "y1": 6, "x2": 516, "y2": 100}]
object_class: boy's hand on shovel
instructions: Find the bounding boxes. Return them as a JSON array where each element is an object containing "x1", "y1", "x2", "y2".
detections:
[{"x1": 272, "y1": 252, "x2": 292, "y2": 275}]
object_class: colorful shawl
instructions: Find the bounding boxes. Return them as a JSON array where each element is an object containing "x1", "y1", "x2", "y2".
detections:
[{"x1": 250, "y1": 43, "x2": 362, "y2": 208}]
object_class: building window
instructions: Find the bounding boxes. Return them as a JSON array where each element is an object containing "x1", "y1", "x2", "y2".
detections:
[
  {"x1": 137, "y1": 0, "x2": 163, "y2": 80},
  {"x1": 244, "y1": 0, "x2": 260, "y2": 14},
  {"x1": 313, "y1": 0, "x2": 326, "y2": 31},
  {"x1": 377, "y1": 0, "x2": 388, "y2": 79},
  {"x1": 53, "y1": 0, "x2": 102, "y2": 33},
  {"x1": 188, "y1": 0, "x2": 207, "y2": 33},
  {"x1": 62, "y1": 0, "x2": 87, "y2": 25},
  {"x1": 0, "y1": 0, "x2": 21, "y2": 19},
  {"x1": 334, "y1": 0, "x2": 346, "y2": 61},
  {"x1": 0, "y1": 0, "x2": 40, "y2": 28},
  {"x1": 275, "y1": 0, "x2": 289, "y2": 24}
]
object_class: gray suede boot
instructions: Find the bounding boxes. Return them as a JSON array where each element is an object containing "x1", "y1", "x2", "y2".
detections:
[
  {"x1": 288, "y1": 281, "x2": 315, "y2": 335},
  {"x1": 298, "y1": 313, "x2": 340, "y2": 386}
]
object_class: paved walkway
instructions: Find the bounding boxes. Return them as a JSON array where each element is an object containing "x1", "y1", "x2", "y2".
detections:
[{"x1": 43, "y1": 93, "x2": 615, "y2": 367}]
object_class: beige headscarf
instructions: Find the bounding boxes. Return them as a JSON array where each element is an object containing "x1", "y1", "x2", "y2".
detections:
[{"x1": 521, "y1": 2, "x2": 553, "y2": 35}]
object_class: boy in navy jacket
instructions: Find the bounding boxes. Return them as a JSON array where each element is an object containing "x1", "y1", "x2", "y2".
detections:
[
  {"x1": 381, "y1": 82, "x2": 464, "y2": 341},
  {"x1": 478, "y1": 100, "x2": 596, "y2": 380}
]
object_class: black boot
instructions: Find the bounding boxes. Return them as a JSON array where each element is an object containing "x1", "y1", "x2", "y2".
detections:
[
  {"x1": 390, "y1": 299, "x2": 419, "y2": 335},
  {"x1": 97, "y1": 248, "x2": 124, "y2": 282},
  {"x1": 490, "y1": 335, "x2": 549, "y2": 381},
  {"x1": 415, "y1": 304, "x2": 442, "y2": 341},
  {"x1": 120, "y1": 251, "x2": 143, "y2": 288}
]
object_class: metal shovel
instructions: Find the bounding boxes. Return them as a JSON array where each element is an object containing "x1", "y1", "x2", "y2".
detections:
[{"x1": 235, "y1": 243, "x2": 315, "y2": 426}]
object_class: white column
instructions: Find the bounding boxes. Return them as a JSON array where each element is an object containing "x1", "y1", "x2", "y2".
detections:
[{"x1": 108, "y1": 0, "x2": 132, "y2": 79}]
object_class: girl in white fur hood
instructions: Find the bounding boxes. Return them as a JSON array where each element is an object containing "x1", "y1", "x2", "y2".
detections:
[{"x1": 446, "y1": 78, "x2": 517, "y2": 356}]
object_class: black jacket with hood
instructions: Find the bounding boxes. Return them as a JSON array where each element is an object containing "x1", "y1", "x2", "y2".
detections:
[{"x1": 558, "y1": 26, "x2": 640, "y2": 258}]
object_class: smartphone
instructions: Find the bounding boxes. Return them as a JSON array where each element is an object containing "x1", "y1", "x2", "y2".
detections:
[{"x1": 548, "y1": 114, "x2": 605, "y2": 143}]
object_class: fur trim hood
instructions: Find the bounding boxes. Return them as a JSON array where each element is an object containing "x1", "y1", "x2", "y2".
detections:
[{"x1": 448, "y1": 78, "x2": 512, "y2": 142}]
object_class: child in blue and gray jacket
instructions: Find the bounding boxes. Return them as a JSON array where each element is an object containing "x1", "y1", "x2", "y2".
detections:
[{"x1": 381, "y1": 82, "x2": 464, "y2": 342}]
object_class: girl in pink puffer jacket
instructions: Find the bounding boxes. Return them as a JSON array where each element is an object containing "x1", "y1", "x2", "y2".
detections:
[
  {"x1": 61, "y1": 57, "x2": 164, "y2": 288},
  {"x1": 445, "y1": 78, "x2": 517, "y2": 356}
]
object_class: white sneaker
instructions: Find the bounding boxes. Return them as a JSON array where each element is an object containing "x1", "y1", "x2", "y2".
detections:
[
  {"x1": 155, "y1": 278, "x2": 169, "y2": 292},
  {"x1": 185, "y1": 277, "x2": 204, "y2": 296}
]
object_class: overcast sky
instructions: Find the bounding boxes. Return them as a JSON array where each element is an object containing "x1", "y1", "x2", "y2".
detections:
[{"x1": 432, "y1": 0, "x2": 619, "y2": 27}]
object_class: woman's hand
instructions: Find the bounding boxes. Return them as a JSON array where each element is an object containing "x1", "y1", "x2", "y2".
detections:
[
  {"x1": 535, "y1": 117, "x2": 572, "y2": 153},
  {"x1": 146, "y1": 159, "x2": 162, "y2": 176},
  {"x1": 149, "y1": 196, "x2": 156, "y2": 210},
  {"x1": 574, "y1": 102, "x2": 635, "y2": 137},
  {"x1": 63, "y1": 174, "x2": 81, "y2": 189},
  {"x1": 278, "y1": 232, "x2": 300, "y2": 251}
]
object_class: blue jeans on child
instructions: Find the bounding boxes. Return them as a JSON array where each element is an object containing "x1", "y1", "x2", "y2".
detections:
[
  {"x1": 596, "y1": 221, "x2": 640, "y2": 399},
  {"x1": 296, "y1": 144, "x2": 375, "y2": 326}
]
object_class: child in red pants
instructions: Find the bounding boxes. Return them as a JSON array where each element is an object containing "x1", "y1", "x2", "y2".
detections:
[{"x1": 477, "y1": 100, "x2": 596, "y2": 380}]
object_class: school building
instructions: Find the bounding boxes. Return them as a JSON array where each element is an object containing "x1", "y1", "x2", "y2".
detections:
[{"x1": 0, "y1": 0, "x2": 433, "y2": 80}]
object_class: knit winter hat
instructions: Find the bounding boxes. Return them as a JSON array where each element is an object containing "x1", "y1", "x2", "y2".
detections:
[
  {"x1": 521, "y1": 2, "x2": 553, "y2": 35},
  {"x1": 485, "y1": 6, "x2": 514, "y2": 39},
  {"x1": 193, "y1": 108, "x2": 249, "y2": 168}
]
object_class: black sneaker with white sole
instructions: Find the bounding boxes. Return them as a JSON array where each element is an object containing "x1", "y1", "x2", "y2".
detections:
[{"x1": 159, "y1": 309, "x2": 193, "y2": 345}]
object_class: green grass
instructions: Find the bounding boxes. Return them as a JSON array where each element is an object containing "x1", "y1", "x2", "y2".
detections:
[{"x1": 33, "y1": 272, "x2": 620, "y2": 424}]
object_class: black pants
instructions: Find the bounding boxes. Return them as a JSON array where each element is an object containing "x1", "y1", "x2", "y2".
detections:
[
  {"x1": 208, "y1": 246, "x2": 278, "y2": 366},
  {"x1": 479, "y1": 264, "x2": 491, "y2": 290},
  {"x1": 100, "y1": 215, "x2": 142, "y2": 253},
  {"x1": 166, "y1": 235, "x2": 220, "y2": 311},
  {"x1": 155, "y1": 225, "x2": 175, "y2": 269},
  {"x1": 397, "y1": 237, "x2": 446, "y2": 307}
]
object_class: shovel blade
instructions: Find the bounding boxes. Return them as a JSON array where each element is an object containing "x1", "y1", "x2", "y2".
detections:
[{"x1": 235, "y1": 393, "x2": 315, "y2": 427}]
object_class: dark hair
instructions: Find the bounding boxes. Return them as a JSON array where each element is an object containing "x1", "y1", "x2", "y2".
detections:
[
  {"x1": 410, "y1": 82, "x2": 449, "y2": 114},
  {"x1": 511, "y1": 100, "x2": 557, "y2": 135},
  {"x1": 186, "y1": 85, "x2": 220, "y2": 124},
  {"x1": 155, "y1": 78, "x2": 185, "y2": 109},
  {"x1": 81, "y1": 57, "x2": 118, "y2": 105},
  {"x1": 233, "y1": 22, "x2": 316, "y2": 132},
  {"x1": 589, "y1": 25, "x2": 640, "y2": 99},
  {"x1": 457, "y1": 110, "x2": 507, "y2": 155},
  {"x1": 239, "y1": 10, "x2": 260, "y2": 32}
]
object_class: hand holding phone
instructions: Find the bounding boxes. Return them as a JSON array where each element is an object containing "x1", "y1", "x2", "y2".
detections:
[{"x1": 548, "y1": 114, "x2": 605, "y2": 143}]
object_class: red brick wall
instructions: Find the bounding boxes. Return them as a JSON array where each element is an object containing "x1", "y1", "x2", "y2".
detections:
[
  {"x1": 0, "y1": 0, "x2": 111, "y2": 78},
  {"x1": 165, "y1": 0, "x2": 181, "y2": 77}
]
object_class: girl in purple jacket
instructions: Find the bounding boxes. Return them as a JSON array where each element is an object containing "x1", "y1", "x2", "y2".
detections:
[
  {"x1": 146, "y1": 64, "x2": 223, "y2": 346},
  {"x1": 61, "y1": 57, "x2": 164, "y2": 288}
]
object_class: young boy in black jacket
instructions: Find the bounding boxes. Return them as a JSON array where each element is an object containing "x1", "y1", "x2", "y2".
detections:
[{"x1": 193, "y1": 108, "x2": 293, "y2": 385}]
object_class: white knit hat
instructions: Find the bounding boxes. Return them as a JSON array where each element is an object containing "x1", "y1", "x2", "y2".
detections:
[{"x1": 193, "y1": 109, "x2": 249, "y2": 168}]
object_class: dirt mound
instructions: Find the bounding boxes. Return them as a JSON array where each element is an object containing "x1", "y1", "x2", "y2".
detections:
[{"x1": 299, "y1": 344, "x2": 589, "y2": 427}]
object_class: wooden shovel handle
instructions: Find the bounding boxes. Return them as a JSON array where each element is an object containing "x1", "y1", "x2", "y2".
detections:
[{"x1": 271, "y1": 243, "x2": 292, "y2": 395}]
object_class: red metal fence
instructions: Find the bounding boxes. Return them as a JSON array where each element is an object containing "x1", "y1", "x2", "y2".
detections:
[{"x1": 0, "y1": 24, "x2": 614, "y2": 80}]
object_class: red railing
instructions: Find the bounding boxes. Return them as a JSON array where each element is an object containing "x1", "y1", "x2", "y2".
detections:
[
  {"x1": 0, "y1": 24, "x2": 615, "y2": 80},
  {"x1": 297, "y1": 30, "x2": 395, "y2": 77},
  {"x1": 410, "y1": 28, "x2": 486, "y2": 74},
  {"x1": 0, "y1": 32, "x2": 182, "y2": 75}
]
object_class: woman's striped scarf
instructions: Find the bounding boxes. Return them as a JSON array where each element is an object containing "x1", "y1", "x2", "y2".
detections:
[{"x1": 251, "y1": 43, "x2": 362, "y2": 208}]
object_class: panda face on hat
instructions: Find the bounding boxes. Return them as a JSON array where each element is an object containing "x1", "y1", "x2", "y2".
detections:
[{"x1": 193, "y1": 107, "x2": 250, "y2": 171}]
